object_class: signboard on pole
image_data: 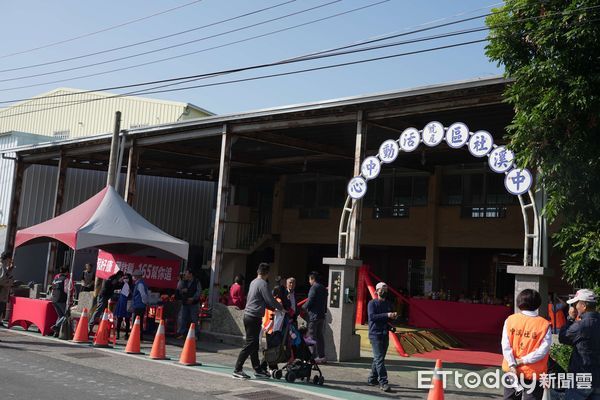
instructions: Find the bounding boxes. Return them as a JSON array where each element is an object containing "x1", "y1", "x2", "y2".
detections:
[{"x1": 96, "y1": 250, "x2": 180, "y2": 289}]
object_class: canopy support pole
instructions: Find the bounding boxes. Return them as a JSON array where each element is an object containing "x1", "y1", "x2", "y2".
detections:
[{"x1": 209, "y1": 125, "x2": 231, "y2": 306}]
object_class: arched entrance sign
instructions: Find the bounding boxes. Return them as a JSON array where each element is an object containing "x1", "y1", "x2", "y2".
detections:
[{"x1": 339, "y1": 121, "x2": 541, "y2": 268}]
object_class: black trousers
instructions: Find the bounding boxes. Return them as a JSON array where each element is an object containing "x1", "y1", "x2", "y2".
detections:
[
  {"x1": 133, "y1": 308, "x2": 145, "y2": 342},
  {"x1": 234, "y1": 315, "x2": 262, "y2": 372},
  {"x1": 89, "y1": 297, "x2": 108, "y2": 330},
  {"x1": 308, "y1": 318, "x2": 326, "y2": 358}
]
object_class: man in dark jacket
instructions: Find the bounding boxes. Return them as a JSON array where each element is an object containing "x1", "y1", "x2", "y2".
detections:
[
  {"x1": 233, "y1": 263, "x2": 283, "y2": 380},
  {"x1": 303, "y1": 271, "x2": 328, "y2": 363},
  {"x1": 559, "y1": 288, "x2": 600, "y2": 399},
  {"x1": 89, "y1": 271, "x2": 123, "y2": 332},
  {"x1": 176, "y1": 268, "x2": 201, "y2": 339},
  {"x1": 367, "y1": 282, "x2": 396, "y2": 392},
  {"x1": 50, "y1": 266, "x2": 70, "y2": 337}
]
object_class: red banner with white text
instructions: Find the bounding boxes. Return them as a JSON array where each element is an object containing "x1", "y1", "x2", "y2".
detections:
[{"x1": 96, "y1": 250, "x2": 180, "y2": 289}]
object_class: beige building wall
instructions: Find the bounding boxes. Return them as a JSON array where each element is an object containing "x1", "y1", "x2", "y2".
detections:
[{"x1": 0, "y1": 88, "x2": 211, "y2": 138}]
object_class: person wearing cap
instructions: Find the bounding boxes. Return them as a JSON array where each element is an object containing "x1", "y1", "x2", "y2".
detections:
[
  {"x1": 501, "y1": 289, "x2": 551, "y2": 400},
  {"x1": 0, "y1": 251, "x2": 14, "y2": 328},
  {"x1": 131, "y1": 269, "x2": 149, "y2": 343},
  {"x1": 559, "y1": 289, "x2": 600, "y2": 399},
  {"x1": 367, "y1": 282, "x2": 397, "y2": 393}
]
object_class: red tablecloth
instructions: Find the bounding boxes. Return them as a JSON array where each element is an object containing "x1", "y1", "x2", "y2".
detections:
[
  {"x1": 9, "y1": 296, "x2": 58, "y2": 336},
  {"x1": 408, "y1": 299, "x2": 512, "y2": 335}
]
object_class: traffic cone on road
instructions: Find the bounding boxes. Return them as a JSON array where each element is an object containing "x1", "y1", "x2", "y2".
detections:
[
  {"x1": 72, "y1": 308, "x2": 90, "y2": 344},
  {"x1": 178, "y1": 323, "x2": 201, "y2": 366},
  {"x1": 149, "y1": 319, "x2": 168, "y2": 360},
  {"x1": 427, "y1": 359, "x2": 444, "y2": 400},
  {"x1": 93, "y1": 309, "x2": 111, "y2": 348},
  {"x1": 125, "y1": 316, "x2": 143, "y2": 354}
]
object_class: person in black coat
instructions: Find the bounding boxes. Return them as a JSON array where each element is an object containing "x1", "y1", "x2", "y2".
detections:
[{"x1": 302, "y1": 271, "x2": 328, "y2": 363}]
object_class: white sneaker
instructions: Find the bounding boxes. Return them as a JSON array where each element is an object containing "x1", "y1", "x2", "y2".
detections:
[{"x1": 315, "y1": 357, "x2": 327, "y2": 364}]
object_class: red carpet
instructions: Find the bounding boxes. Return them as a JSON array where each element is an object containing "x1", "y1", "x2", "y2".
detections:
[{"x1": 414, "y1": 332, "x2": 503, "y2": 367}]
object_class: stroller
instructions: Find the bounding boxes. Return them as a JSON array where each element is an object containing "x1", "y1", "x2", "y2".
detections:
[{"x1": 262, "y1": 316, "x2": 324, "y2": 385}]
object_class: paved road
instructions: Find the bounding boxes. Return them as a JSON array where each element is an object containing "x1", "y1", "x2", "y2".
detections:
[{"x1": 0, "y1": 330, "x2": 322, "y2": 400}]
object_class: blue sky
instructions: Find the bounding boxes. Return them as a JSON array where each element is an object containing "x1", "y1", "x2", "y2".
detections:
[{"x1": 1, "y1": 0, "x2": 503, "y2": 114}]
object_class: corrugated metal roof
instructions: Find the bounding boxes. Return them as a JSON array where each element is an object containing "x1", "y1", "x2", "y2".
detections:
[{"x1": 0, "y1": 87, "x2": 212, "y2": 139}]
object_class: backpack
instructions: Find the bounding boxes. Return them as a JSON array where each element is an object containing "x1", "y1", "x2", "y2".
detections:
[{"x1": 51, "y1": 274, "x2": 67, "y2": 303}]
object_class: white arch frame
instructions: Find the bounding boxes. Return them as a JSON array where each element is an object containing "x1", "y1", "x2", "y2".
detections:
[{"x1": 339, "y1": 122, "x2": 541, "y2": 268}]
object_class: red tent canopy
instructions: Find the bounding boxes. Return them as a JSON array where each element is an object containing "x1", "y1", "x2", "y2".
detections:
[
  {"x1": 15, "y1": 186, "x2": 189, "y2": 259},
  {"x1": 15, "y1": 187, "x2": 106, "y2": 249}
]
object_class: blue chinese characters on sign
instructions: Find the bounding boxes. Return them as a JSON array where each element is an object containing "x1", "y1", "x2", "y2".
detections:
[
  {"x1": 399, "y1": 128, "x2": 420, "y2": 152},
  {"x1": 489, "y1": 146, "x2": 515, "y2": 173},
  {"x1": 361, "y1": 156, "x2": 381, "y2": 180},
  {"x1": 445, "y1": 122, "x2": 469, "y2": 148},
  {"x1": 504, "y1": 168, "x2": 532, "y2": 195},
  {"x1": 347, "y1": 176, "x2": 367, "y2": 200},
  {"x1": 378, "y1": 139, "x2": 399, "y2": 163},
  {"x1": 468, "y1": 130, "x2": 494, "y2": 158},
  {"x1": 422, "y1": 121, "x2": 445, "y2": 147}
]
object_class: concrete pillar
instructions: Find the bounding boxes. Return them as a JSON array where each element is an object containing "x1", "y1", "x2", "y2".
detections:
[
  {"x1": 322, "y1": 257, "x2": 362, "y2": 361},
  {"x1": 508, "y1": 266, "x2": 552, "y2": 317}
]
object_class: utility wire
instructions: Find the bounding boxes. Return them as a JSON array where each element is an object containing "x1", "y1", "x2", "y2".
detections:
[
  {"x1": 0, "y1": 0, "x2": 297, "y2": 73},
  {"x1": 0, "y1": 0, "x2": 205, "y2": 59},
  {"x1": 0, "y1": 0, "x2": 343, "y2": 84},
  {"x1": 1, "y1": 3, "x2": 597, "y2": 108},
  {"x1": 0, "y1": 0, "x2": 389, "y2": 94},
  {"x1": 0, "y1": 39, "x2": 490, "y2": 120}
]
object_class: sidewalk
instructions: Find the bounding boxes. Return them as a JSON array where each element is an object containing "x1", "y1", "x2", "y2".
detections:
[
  {"x1": 2, "y1": 325, "x2": 504, "y2": 399},
  {"x1": 165, "y1": 333, "x2": 504, "y2": 399}
]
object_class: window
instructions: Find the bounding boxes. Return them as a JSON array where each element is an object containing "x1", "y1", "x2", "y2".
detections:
[
  {"x1": 284, "y1": 175, "x2": 346, "y2": 218},
  {"x1": 441, "y1": 175, "x2": 462, "y2": 205}
]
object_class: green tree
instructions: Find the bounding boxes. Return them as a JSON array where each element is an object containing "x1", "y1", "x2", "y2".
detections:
[{"x1": 486, "y1": 1, "x2": 600, "y2": 289}]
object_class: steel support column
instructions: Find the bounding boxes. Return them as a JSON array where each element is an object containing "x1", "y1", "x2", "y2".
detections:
[
  {"x1": 45, "y1": 154, "x2": 69, "y2": 287},
  {"x1": 347, "y1": 111, "x2": 366, "y2": 259},
  {"x1": 4, "y1": 157, "x2": 25, "y2": 253},
  {"x1": 208, "y1": 125, "x2": 232, "y2": 306},
  {"x1": 125, "y1": 143, "x2": 140, "y2": 205}
]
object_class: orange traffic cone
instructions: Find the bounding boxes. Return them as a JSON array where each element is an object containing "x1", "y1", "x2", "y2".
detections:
[
  {"x1": 149, "y1": 319, "x2": 168, "y2": 360},
  {"x1": 427, "y1": 359, "x2": 445, "y2": 400},
  {"x1": 72, "y1": 307, "x2": 90, "y2": 344},
  {"x1": 93, "y1": 309, "x2": 112, "y2": 348},
  {"x1": 125, "y1": 316, "x2": 143, "y2": 354},
  {"x1": 179, "y1": 323, "x2": 201, "y2": 366}
]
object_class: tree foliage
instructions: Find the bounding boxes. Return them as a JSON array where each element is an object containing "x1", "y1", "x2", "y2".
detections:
[{"x1": 486, "y1": 0, "x2": 600, "y2": 289}]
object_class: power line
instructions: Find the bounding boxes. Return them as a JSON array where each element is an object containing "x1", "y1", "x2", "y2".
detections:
[
  {"x1": 1, "y1": 3, "x2": 596, "y2": 108},
  {"x1": 0, "y1": 0, "x2": 344, "y2": 84},
  {"x1": 0, "y1": 0, "x2": 205, "y2": 59},
  {"x1": 0, "y1": 0, "x2": 389, "y2": 94},
  {"x1": 0, "y1": 39, "x2": 491, "y2": 120},
  {"x1": 0, "y1": 0, "x2": 297, "y2": 74},
  {"x1": 5, "y1": 6, "x2": 600, "y2": 119}
]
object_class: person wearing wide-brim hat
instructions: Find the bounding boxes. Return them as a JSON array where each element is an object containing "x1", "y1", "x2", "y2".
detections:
[{"x1": 559, "y1": 289, "x2": 600, "y2": 399}]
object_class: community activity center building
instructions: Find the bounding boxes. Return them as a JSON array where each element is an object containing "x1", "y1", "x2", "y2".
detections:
[{"x1": 1, "y1": 77, "x2": 569, "y2": 359}]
